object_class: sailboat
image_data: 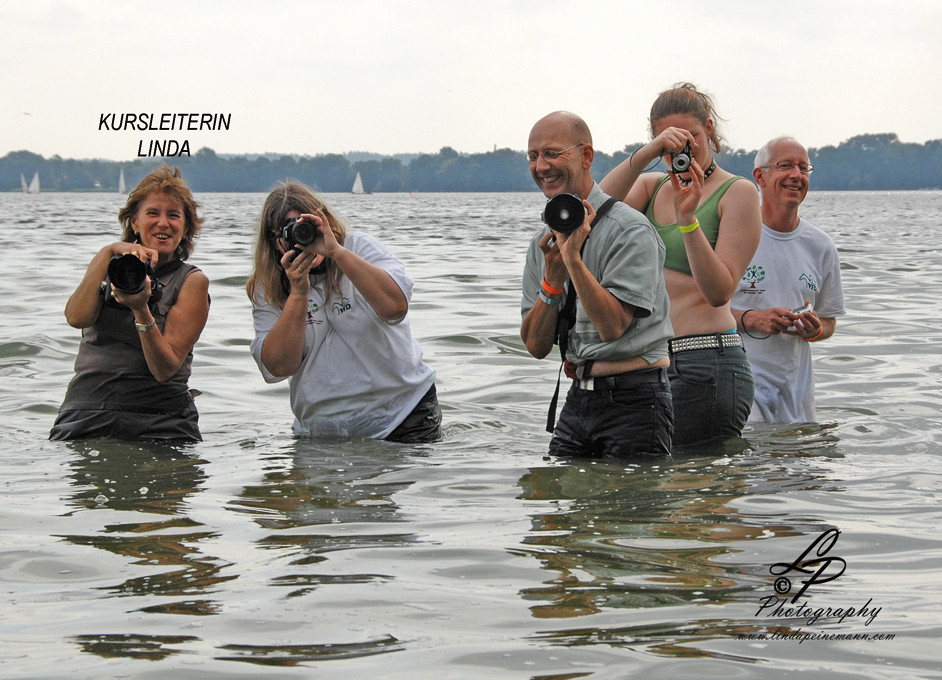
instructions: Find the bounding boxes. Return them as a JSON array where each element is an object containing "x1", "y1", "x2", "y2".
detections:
[
  {"x1": 20, "y1": 173, "x2": 28, "y2": 193},
  {"x1": 118, "y1": 169, "x2": 127, "y2": 194},
  {"x1": 25, "y1": 172, "x2": 40, "y2": 194},
  {"x1": 351, "y1": 171, "x2": 368, "y2": 195}
]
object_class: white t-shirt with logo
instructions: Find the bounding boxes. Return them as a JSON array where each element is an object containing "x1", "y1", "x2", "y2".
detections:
[
  {"x1": 732, "y1": 219, "x2": 845, "y2": 423},
  {"x1": 251, "y1": 232, "x2": 435, "y2": 438}
]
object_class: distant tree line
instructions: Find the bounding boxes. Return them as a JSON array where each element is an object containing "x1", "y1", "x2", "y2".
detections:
[{"x1": 3, "y1": 133, "x2": 940, "y2": 193}]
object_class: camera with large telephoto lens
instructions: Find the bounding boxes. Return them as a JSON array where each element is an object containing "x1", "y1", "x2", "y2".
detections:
[
  {"x1": 541, "y1": 193, "x2": 586, "y2": 235},
  {"x1": 107, "y1": 253, "x2": 162, "y2": 303},
  {"x1": 670, "y1": 141, "x2": 692, "y2": 174},
  {"x1": 281, "y1": 216, "x2": 319, "y2": 248}
]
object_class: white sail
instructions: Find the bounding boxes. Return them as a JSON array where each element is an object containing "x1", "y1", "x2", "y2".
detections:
[
  {"x1": 20, "y1": 173, "x2": 28, "y2": 193},
  {"x1": 27, "y1": 172, "x2": 40, "y2": 194},
  {"x1": 118, "y1": 169, "x2": 127, "y2": 194},
  {"x1": 351, "y1": 171, "x2": 365, "y2": 194}
]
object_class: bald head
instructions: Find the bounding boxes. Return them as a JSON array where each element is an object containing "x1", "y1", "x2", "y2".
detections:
[
  {"x1": 529, "y1": 111, "x2": 593, "y2": 148},
  {"x1": 527, "y1": 111, "x2": 595, "y2": 198}
]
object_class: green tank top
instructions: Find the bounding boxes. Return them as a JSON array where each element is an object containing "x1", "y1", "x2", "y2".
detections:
[{"x1": 645, "y1": 175, "x2": 743, "y2": 276}]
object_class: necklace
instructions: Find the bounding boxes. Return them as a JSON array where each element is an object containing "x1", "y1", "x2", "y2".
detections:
[{"x1": 703, "y1": 158, "x2": 717, "y2": 179}]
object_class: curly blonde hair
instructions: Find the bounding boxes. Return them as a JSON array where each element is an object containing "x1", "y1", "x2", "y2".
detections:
[{"x1": 118, "y1": 164, "x2": 202, "y2": 260}]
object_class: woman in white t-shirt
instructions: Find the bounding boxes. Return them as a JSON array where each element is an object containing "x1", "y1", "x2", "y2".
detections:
[{"x1": 246, "y1": 182, "x2": 440, "y2": 441}]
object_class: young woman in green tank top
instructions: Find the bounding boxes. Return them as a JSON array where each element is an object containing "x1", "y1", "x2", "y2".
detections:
[{"x1": 600, "y1": 82, "x2": 762, "y2": 448}]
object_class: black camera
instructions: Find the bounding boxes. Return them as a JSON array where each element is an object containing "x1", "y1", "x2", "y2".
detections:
[
  {"x1": 670, "y1": 142, "x2": 692, "y2": 174},
  {"x1": 541, "y1": 193, "x2": 586, "y2": 235},
  {"x1": 107, "y1": 254, "x2": 162, "y2": 303},
  {"x1": 281, "y1": 216, "x2": 319, "y2": 248}
]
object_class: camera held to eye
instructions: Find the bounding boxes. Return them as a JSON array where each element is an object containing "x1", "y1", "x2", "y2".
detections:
[
  {"x1": 542, "y1": 193, "x2": 586, "y2": 235},
  {"x1": 107, "y1": 254, "x2": 162, "y2": 303},
  {"x1": 670, "y1": 142, "x2": 692, "y2": 174},
  {"x1": 281, "y1": 217, "x2": 319, "y2": 248}
]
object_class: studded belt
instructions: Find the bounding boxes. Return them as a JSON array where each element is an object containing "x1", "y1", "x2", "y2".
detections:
[{"x1": 668, "y1": 332, "x2": 744, "y2": 355}]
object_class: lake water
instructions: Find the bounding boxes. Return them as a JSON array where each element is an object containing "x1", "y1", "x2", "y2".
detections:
[{"x1": 1, "y1": 190, "x2": 941, "y2": 679}]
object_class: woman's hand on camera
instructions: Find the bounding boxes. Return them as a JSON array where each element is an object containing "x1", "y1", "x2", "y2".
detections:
[
  {"x1": 111, "y1": 280, "x2": 152, "y2": 311},
  {"x1": 669, "y1": 158, "x2": 703, "y2": 227},
  {"x1": 297, "y1": 211, "x2": 340, "y2": 258},
  {"x1": 110, "y1": 241, "x2": 158, "y2": 268},
  {"x1": 653, "y1": 126, "x2": 698, "y2": 157},
  {"x1": 280, "y1": 247, "x2": 317, "y2": 296}
]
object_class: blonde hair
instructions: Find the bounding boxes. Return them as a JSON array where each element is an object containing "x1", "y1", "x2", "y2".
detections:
[
  {"x1": 118, "y1": 163, "x2": 202, "y2": 260},
  {"x1": 246, "y1": 181, "x2": 347, "y2": 309}
]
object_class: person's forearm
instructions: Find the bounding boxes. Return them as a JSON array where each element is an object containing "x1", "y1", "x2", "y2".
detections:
[
  {"x1": 133, "y1": 274, "x2": 210, "y2": 382},
  {"x1": 600, "y1": 143, "x2": 660, "y2": 200},
  {"x1": 521, "y1": 295, "x2": 561, "y2": 359},
  {"x1": 332, "y1": 248, "x2": 408, "y2": 322},
  {"x1": 684, "y1": 230, "x2": 741, "y2": 307},
  {"x1": 64, "y1": 247, "x2": 113, "y2": 328},
  {"x1": 567, "y1": 259, "x2": 633, "y2": 342},
  {"x1": 261, "y1": 294, "x2": 309, "y2": 376}
]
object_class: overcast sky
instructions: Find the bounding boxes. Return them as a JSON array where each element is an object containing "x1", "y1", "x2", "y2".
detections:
[{"x1": 3, "y1": 0, "x2": 940, "y2": 161}]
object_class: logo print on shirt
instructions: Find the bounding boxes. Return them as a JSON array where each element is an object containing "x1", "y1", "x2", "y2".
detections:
[
  {"x1": 333, "y1": 297, "x2": 352, "y2": 314},
  {"x1": 742, "y1": 265, "x2": 766, "y2": 289},
  {"x1": 799, "y1": 273, "x2": 819, "y2": 292}
]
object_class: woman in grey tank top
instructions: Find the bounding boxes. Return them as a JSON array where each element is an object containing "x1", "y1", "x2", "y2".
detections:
[{"x1": 50, "y1": 164, "x2": 210, "y2": 442}]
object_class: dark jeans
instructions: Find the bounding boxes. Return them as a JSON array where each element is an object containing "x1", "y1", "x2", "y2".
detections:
[
  {"x1": 667, "y1": 345, "x2": 754, "y2": 447},
  {"x1": 549, "y1": 369, "x2": 673, "y2": 458},
  {"x1": 386, "y1": 384, "x2": 443, "y2": 443}
]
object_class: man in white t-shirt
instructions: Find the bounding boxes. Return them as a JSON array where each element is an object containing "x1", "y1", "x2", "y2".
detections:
[{"x1": 732, "y1": 137, "x2": 845, "y2": 423}]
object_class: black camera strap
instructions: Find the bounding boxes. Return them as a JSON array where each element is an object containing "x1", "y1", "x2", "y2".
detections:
[{"x1": 545, "y1": 197, "x2": 619, "y2": 433}]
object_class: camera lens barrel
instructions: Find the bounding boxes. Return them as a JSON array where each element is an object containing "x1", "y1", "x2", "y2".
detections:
[
  {"x1": 542, "y1": 193, "x2": 586, "y2": 235},
  {"x1": 670, "y1": 142, "x2": 692, "y2": 173},
  {"x1": 107, "y1": 254, "x2": 148, "y2": 295},
  {"x1": 282, "y1": 218, "x2": 318, "y2": 247}
]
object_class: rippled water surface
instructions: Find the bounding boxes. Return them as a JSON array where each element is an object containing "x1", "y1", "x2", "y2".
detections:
[{"x1": 2, "y1": 190, "x2": 941, "y2": 679}]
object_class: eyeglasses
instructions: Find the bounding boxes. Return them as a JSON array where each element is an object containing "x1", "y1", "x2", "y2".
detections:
[
  {"x1": 525, "y1": 143, "x2": 584, "y2": 164},
  {"x1": 764, "y1": 161, "x2": 814, "y2": 175}
]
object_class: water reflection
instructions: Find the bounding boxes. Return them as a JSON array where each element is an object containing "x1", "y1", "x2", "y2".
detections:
[
  {"x1": 64, "y1": 439, "x2": 207, "y2": 514},
  {"x1": 72, "y1": 633, "x2": 199, "y2": 661},
  {"x1": 516, "y1": 428, "x2": 845, "y2": 655},
  {"x1": 230, "y1": 437, "x2": 419, "y2": 529},
  {"x1": 200, "y1": 437, "x2": 424, "y2": 664},
  {"x1": 61, "y1": 439, "x2": 230, "y2": 617},
  {"x1": 215, "y1": 635, "x2": 404, "y2": 667}
]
